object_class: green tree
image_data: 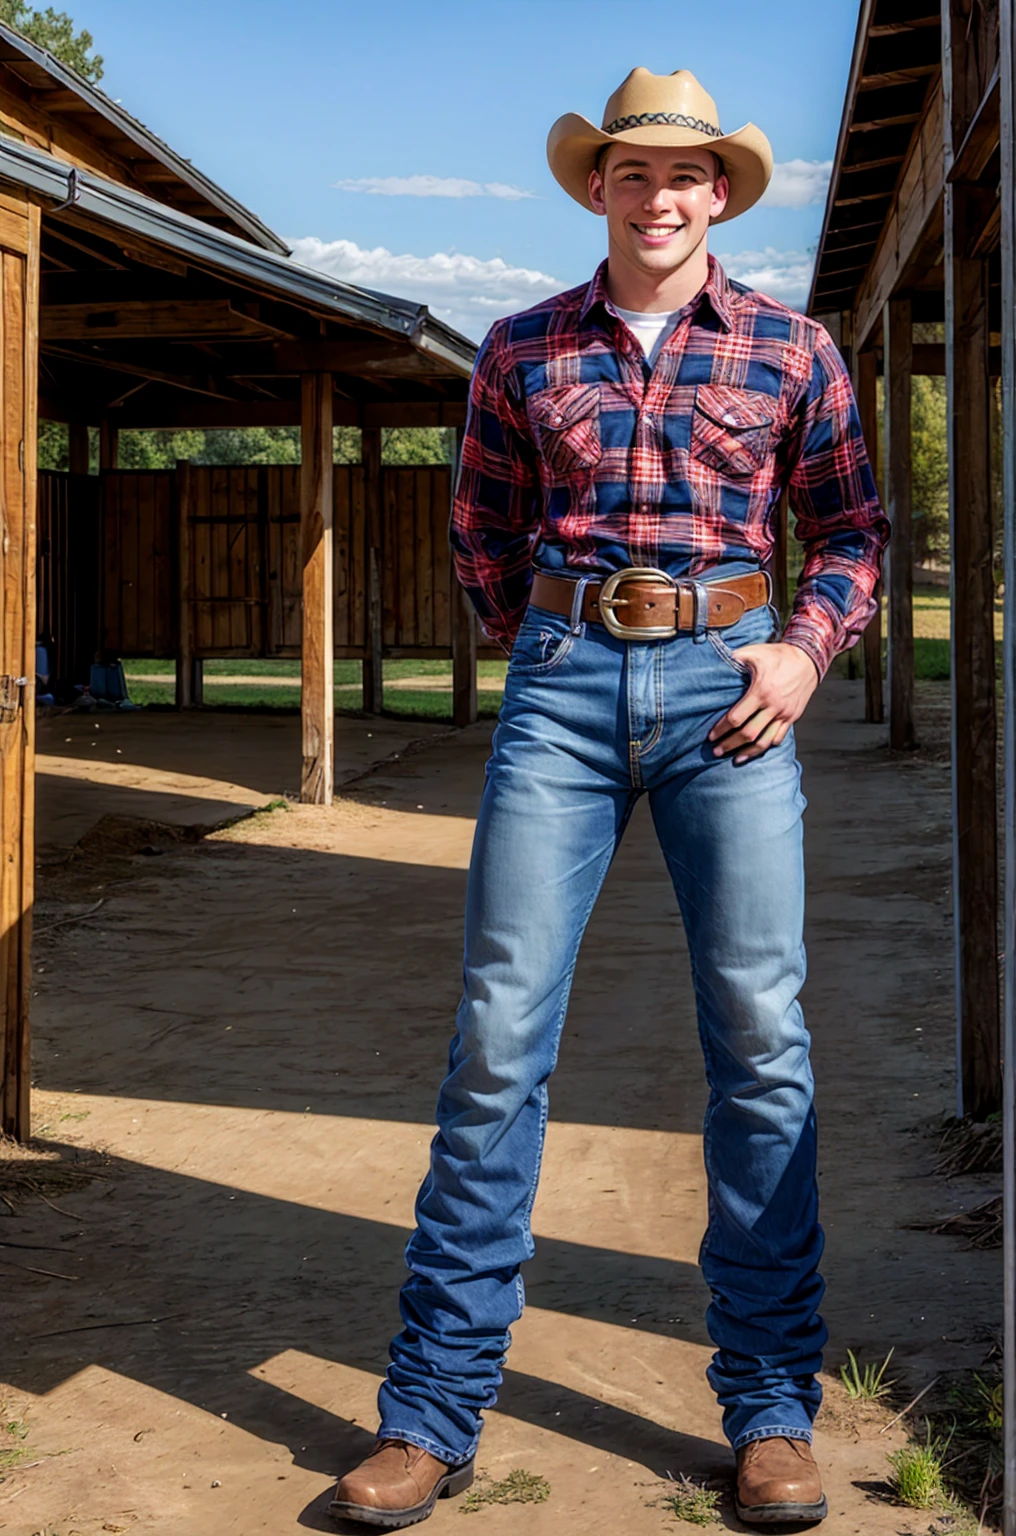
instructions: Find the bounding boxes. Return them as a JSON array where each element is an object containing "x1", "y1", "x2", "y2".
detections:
[{"x1": 0, "y1": 1, "x2": 102, "y2": 79}]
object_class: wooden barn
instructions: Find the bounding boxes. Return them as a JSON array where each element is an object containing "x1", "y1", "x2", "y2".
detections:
[
  {"x1": 808, "y1": 3, "x2": 1016, "y2": 1522},
  {"x1": 0, "y1": 23, "x2": 476, "y2": 1142}
]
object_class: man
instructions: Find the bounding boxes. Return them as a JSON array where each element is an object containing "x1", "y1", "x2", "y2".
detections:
[{"x1": 331, "y1": 67, "x2": 888, "y2": 1530}]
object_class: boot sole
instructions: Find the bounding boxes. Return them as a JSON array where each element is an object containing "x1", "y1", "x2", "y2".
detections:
[
  {"x1": 735, "y1": 1494, "x2": 828, "y2": 1526},
  {"x1": 328, "y1": 1460, "x2": 475, "y2": 1529}
]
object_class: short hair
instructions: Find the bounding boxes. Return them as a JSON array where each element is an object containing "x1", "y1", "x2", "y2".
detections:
[{"x1": 595, "y1": 143, "x2": 725, "y2": 182}]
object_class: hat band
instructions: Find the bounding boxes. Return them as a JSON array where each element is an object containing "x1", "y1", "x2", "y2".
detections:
[{"x1": 604, "y1": 111, "x2": 722, "y2": 138}]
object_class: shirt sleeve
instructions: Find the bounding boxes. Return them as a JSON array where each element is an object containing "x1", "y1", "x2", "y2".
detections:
[
  {"x1": 781, "y1": 328, "x2": 891, "y2": 679},
  {"x1": 449, "y1": 326, "x2": 541, "y2": 652}
]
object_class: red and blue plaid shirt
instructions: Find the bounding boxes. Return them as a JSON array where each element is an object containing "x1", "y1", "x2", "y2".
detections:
[{"x1": 450, "y1": 255, "x2": 889, "y2": 677}]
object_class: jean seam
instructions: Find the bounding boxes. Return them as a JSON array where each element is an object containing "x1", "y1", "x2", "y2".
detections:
[
  {"x1": 376, "y1": 1427, "x2": 478, "y2": 1466},
  {"x1": 637, "y1": 641, "x2": 666, "y2": 757},
  {"x1": 733, "y1": 1426, "x2": 814, "y2": 1451}
]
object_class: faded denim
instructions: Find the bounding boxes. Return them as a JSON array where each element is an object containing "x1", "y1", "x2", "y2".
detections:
[{"x1": 377, "y1": 569, "x2": 826, "y2": 1463}]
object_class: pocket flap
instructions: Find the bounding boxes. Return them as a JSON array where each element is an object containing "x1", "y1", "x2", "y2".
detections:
[
  {"x1": 694, "y1": 385, "x2": 774, "y2": 433},
  {"x1": 528, "y1": 383, "x2": 600, "y2": 431}
]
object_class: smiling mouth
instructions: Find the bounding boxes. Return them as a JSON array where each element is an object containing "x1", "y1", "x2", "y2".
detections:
[{"x1": 632, "y1": 223, "x2": 684, "y2": 237}]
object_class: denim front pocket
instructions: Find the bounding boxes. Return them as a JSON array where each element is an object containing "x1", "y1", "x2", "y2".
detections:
[
  {"x1": 508, "y1": 605, "x2": 576, "y2": 675},
  {"x1": 707, "y1": 602, "x2": 776, "y2": 676}
]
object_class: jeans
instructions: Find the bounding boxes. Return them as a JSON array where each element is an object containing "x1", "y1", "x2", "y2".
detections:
[{"x1": 377, "y1": 572, "x2": 826, "y2": 1463}]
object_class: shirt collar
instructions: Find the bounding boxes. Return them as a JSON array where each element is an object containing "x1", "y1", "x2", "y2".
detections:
[{"x1": 579, "y1": 253, "x2": 735, "y2": 332}]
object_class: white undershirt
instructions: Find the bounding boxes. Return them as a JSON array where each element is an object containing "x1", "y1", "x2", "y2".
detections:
[{"x1": 613, "y1": 304, "x2": 683, "y2": 368}]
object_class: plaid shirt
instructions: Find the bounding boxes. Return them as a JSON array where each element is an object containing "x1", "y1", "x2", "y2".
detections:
[{"x1": 450, "y1": 255, "x2": 889, "y2": 677}]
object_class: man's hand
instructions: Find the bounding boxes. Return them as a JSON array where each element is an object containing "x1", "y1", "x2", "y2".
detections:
[{"x1": 708, "y1": 642, "x2": 820, "y2": 765}]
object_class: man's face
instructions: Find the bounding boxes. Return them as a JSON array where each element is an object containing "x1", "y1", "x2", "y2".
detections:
[{"x1": 588, "y1": 143, "x2": 729, "y2": 279}]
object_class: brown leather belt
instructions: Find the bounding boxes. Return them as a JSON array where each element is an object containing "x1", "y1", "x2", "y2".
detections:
[{"x1": 530, "y1": 567, "x2": 768, "y2": 641}]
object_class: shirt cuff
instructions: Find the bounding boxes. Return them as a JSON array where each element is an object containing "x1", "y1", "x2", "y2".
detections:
[{"x1": 781, "y1": 615, "x2": 835, "y2": 681}]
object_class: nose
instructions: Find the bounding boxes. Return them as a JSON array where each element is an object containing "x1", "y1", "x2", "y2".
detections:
[{"x1": 642, "y1": 184, "x2": 671, "y2": 214}]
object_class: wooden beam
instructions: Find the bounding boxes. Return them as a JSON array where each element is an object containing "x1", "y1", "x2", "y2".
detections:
[
  {"x1": 948, "y1": 65, "x2": 1001, "y2": 183},
  {"x1": 858, "y1": 64, "x2": 939, "y2": 90},
  {"x1": 68, "y1": 419, "x2": 89, "y2": 475},
  {"x1": 854, "y1": 346, "x2": 884, "y2": 723},
  {"x1": 42, "y1": 342, "x2": 254, "y2": 402},
  {"x1": 0, "y1": 193, "x2": 40, "y2": 1142},
  {"x1": 884, "y1": 295, "x2": 916, "y2": 751},
  {"x1": 362, "y1": 427, "x2": 384, "y2": 714},
  {"x1": 451, "y1": 427, "x2": 478, "y2": 728},
  {"x1": 995, "y1": 2, "x2": 1016, "y2": 1520},
  {"x1": 853, "y1": 80, "x2": 945, "y2": 348},
  {"x1": 174, "y1": 459, "x2": 194, "y2": 709},
  {"x1": 41, "y1": 299, "x2": 286, "y2": 341},
  {"x1": 107, "y1": 396, "x2": 469, "y2": 430},
  {"x1": 300, "y1": 373, "x2": 334, "y2": 804},
  {"x1": 945, "y1": 0, "x2": 1002, "y2": 1120},
  {"x1": 99, "y1": 416, "x2": 118, "y2": 470},
  {"x1": 274, "y1": 340, "x2": 451, "y2": 377}
]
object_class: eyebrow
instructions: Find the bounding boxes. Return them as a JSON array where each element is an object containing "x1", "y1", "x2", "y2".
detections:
[{"x1": 610, "y1": 158, "x2": 709, "y2": 174}]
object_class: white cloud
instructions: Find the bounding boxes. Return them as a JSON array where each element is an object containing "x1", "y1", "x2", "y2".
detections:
[
  {"x1": 333, "y1": 174, "x2": 536, "y2": 201},
  {"x1": 761, "y1": 159, "x2": 833, "y2": 209},
  {"x1": 719, "y1": 247, "x2": 815, "y2": 310},
  {"x1": 287, "y1": 236, "x2": 562, "y2": 342}
]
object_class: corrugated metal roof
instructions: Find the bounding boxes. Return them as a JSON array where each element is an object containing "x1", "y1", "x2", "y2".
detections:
[
  {"x1": 0, "y1": 135, "x2": 475, "y2": 377},
  {"x1": 0, "y1": 21, "x2": 289, "y2": 256}
]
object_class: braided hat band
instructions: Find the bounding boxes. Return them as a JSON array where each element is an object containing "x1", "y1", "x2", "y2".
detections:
[{"x1": 604, "y1": 111, "x2": 722, "y2": 139}]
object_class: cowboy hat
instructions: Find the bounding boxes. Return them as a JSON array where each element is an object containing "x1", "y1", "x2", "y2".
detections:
[{"x1": 547, "y1": 68, "x2": 773, "y2": 224}]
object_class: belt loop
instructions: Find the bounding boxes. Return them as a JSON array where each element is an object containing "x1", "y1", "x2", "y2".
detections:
[
  {"x1": 568, "y1": 576, "x2": 589, "y2": 635},
  {"x1": 691, "y1": 580, "x2": 709, "y2": 643}
]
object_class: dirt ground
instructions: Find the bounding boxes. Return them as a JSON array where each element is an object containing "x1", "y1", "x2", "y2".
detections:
[{"x1": 0, "y1": 683, "x2": 999, "y2": 1536}]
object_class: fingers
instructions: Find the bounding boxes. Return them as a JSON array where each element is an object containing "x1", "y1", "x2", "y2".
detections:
[
  {"x1": 707, "y1": 675, "x2": 763, "y2": 742},
  {"x1": 733, "y1": 718, "x2": 789, "y2": 765},
  {"x1": 712, "y1": 704, "x2": 776, "y2": 757}
]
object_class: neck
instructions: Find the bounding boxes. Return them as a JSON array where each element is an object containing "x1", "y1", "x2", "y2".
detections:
[{"x1": 604, "y1": 236, "x2": 711, "y2": 314}]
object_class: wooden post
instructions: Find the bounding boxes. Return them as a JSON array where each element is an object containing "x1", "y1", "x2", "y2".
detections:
[
  {"x1": 99, "y1": 417, "x2": 118, "y2": 471},
  {"x1": 300, "y1": 373, "x2": 334, "y2": 804},
  {"x1": 174, "y1": 459, "x2": 194, "y2": 709},
  {"x1": 945, "y1": 0, "x2": 1001, "y2": 1119},
  {"x1": 450, "y1": 426, "x2": 477, "y2": 727},
  {"x1": 0, "y1": 195, "x2": 40, "y2": 1141},
  {"x1": 854, "y1": 346, "x2": 884, "y2": 723},
  {"x1": 362, "y1": 426, "x2": 384, "y2": 713},
  {"x1": 68, "y1": 421, "x2": 89, "y2": 476},
  {"x1": 883, "y1": 296, "x2": 916, "y2": 751},
  {"x1": 997, "y1": 0, "x2": 1016, "y2": 1520}
]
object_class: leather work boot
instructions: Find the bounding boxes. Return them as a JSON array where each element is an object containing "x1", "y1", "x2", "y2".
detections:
[
  {"x1": 735, "y1": 1436, "x2": 828, "y2": 1525},
  {"x1": 328, "y1": 1438, "x2": 475, "y2": 1528}
]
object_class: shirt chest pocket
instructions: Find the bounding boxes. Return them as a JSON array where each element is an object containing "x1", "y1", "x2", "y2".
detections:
[
  {"x1": 690, "y1": 385, "x2": 774, "y2": 478},
  {"x1": 527, "y1": 383, "x2": 602, "y2": 477}
]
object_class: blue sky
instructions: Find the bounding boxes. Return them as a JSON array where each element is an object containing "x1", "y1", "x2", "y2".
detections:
[{"x1": 74, "y1": 0, "x2": 859, "y2": 339}]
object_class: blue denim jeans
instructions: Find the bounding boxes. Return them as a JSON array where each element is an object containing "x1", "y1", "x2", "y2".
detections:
[{"x1": 377, "y1": 574, "x2": 826, "y2": 1463}]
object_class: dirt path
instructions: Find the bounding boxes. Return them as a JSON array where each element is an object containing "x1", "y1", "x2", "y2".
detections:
[{"x1": 0, "y1": 682, "x2": 998, "y2": 1535}]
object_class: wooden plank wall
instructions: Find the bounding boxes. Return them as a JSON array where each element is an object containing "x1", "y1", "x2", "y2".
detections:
[{"x1": 54, "y1": 463, "x2": 455, "y2": 662}]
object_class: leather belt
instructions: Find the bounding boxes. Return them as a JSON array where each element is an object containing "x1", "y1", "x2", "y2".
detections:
[{"x1": 529, "y1": 567, "x2": 768, "y2": 641}]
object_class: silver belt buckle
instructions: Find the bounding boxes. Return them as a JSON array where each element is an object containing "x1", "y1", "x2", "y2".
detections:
[{"x1": 598, "y1": 567, "x2": 677, "y2": 640}]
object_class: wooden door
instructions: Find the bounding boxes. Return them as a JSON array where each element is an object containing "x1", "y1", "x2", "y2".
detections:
[{"x1": 0, "y1": 190, "x2": 39, "y2": 1140}]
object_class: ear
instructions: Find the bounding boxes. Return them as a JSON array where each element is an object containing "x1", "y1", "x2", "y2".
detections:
[
  {"x1": 588, "y1": 165, "x2": 607, "y2": 216},
  {"x1": 710, "y1": 172, "x2": 730, "y2": 220}
]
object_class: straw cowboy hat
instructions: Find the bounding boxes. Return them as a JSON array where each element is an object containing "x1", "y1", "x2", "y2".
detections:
[{"x1": 547, "y1": 68, "x2": 773, "y2": 224}]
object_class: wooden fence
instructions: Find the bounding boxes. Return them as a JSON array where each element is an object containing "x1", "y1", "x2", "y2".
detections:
[{"x1": 37, "y1": 461, "x2": 474, "y2": 685}]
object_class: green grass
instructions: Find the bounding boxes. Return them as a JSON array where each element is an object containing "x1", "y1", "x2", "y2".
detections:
[
  {"x1": 460, "y1": 1468, "x2": 550, "y2": 1513},
  {"x1": 840, "y1": 1347, "x2": 896, "y2": 1402},
  {"x1": 887, "y1": 1430, "x2": 950, "y2": 1510},
  {"x1": 659, "y1": 1475, "x2": 721, "y2": 1525}
]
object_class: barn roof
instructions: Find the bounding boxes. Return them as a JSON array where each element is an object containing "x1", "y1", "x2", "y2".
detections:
[
  {"x1": 0, "y1": 22, "x2": 288, "y2": 255},
  {"x1": 808, "y1": 0, "x2": 942, "y2": 317}
]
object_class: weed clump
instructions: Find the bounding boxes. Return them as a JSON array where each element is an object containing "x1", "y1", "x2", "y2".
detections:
[
  {"x1": 659, "y1": 1474, "x2": 721, "y2": 1525},
  {"x1": 460, "y1": 1468, "x2": 550, "y2": 1513},
  {"x1": 887, "y1": 1429, "x2": 949, "y2": 1509},
  {"x1": 840, "y1": 1347, "x2": 896, "y2": 1401}
]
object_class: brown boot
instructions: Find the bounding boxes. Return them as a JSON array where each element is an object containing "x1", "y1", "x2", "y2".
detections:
[
  {"x1": 735, "y1": 1436, "x2": 827, "y2": 1525},
  {"x1": 329, "y1": 1438, "x2": 474, "y2": 1528}
]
